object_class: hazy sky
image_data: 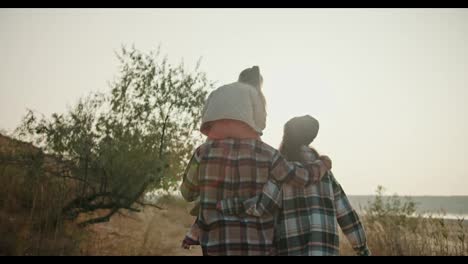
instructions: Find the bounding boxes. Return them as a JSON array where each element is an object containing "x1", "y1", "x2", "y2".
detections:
[{"x1": 1, "y1": 8, "x2": 467, "y2": 195}]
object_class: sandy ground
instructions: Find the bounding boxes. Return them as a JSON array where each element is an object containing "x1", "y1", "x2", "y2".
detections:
[{"x1": 79, "y1": 201, "x2": 202, "y2": 256}]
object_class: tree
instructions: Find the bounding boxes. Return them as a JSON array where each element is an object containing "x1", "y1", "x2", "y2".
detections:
[{"x1": 16, "y1": 46, "x2": 213, "y2": 226}]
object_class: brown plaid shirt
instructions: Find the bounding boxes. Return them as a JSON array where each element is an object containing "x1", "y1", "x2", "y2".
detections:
[{"x1": 180, "y1": 139, "x2": 328, "y2": 256}]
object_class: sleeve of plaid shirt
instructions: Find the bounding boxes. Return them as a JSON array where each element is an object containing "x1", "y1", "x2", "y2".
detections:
[
  {"x1": 269, "y1": 149, "x2": 328, "y2": 187},
  {"x1": 330, "y1": 173, "x2": 371, "y2": 256},
  {"x1": 217, "y1": 148, "x2": 325, "y2": 217},
  {"x1": 217, "y1": 179, "x2": 282, "y2": 217},
  {"x1": 180, "y1": 148, "x2": 201, "y2": 202}
]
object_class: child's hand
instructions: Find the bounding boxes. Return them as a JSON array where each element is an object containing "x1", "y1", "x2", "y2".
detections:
[
  {"x1": 319, "y1": 155, "x2": 332, "y2": 170},
  {"x1": 181, "y1": 238, "x2": 200, "y2": 250},
  {"x1": 181, "y1": 240, "x2": 192, "y2": 250}
]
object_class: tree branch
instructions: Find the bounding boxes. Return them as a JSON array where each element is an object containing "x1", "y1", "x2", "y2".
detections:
[
  {"x1": 78, "y1": 207, "x2": 120, "y2": 227},
  {"x1": 53, "y1": 174, "x2": 97, "y2": 192},
  {"x1": 159, "y1": 103, "x2": 174, "y2": 158},
  {"x1": 136, "y1": 201, "x2": 164, "y2": 210},
  {"x1": 62, "y1": 192, "x2": 113, "y2": 214}
]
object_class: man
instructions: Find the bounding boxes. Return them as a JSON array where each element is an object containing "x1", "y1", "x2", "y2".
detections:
[{"x1": 180, "y1": 138, "x2": 331, "y2": 256}]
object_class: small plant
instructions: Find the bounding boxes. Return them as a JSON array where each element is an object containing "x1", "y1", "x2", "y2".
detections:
[{"x1": 350, "y1": 186, "x2": 468, "y2": 256}]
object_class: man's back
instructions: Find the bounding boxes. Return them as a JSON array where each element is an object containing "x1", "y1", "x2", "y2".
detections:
[
  {"x1": 180, "y1": 138, "x2": 325, "y2": 255},
  {"x1": 196, "y1": 139, "x2": 276, "y2": 255}
]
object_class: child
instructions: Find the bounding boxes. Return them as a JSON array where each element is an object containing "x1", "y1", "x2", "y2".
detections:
[
  {"x1": 181, "y1": 66, "x2": 267, "y2": 250},
  {"x1": 200, "y1": 65, "x2": 266, "y2": 139}
]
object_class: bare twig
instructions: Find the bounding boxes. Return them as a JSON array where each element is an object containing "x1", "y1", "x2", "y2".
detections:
[
  {"x1": 78, "y1": 207, "x2": 120, "y2": 227},
  {"x1": 136, "y1": 201, "x2": 164, "y2": 210}
]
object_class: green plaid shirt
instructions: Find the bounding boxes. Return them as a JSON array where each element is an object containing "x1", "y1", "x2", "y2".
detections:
[
  {"x1": 180, "y1": 139, "x2": 329, "y2": 256},
  {"x1": 217, "y1": 147, "x2": 370, "y2": 256}
]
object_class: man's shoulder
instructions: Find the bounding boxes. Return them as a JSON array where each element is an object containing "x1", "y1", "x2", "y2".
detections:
[
  {"x1": 193, "y1": 140, "x2": 213, "y2": 155},
  {"x1": 195, "y1": 139, "x2": 280, "y2": 158},
  {"x1": 256, "y1": 141, "x2": 280, "y2": 157}
]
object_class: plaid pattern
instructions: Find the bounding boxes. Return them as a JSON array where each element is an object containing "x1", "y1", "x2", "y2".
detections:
[
  {"x1": 180, "y1": 139, "x2": 328, "y2": 256},
  {"x1": 218, "y1": 147, "x2": 370, "y2": 256}
]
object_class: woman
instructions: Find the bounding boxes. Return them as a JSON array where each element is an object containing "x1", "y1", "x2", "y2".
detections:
[{"x1": 217, "y1": 115, "x2": 370, "y2": 256}]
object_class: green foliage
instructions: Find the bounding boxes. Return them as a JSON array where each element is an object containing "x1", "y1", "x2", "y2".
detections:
[
  {"x1": 365, "y1": 185, "x2": 417, "y2": 226},
  {"x1": 15, "y1": 46, "x2": 213, "y2": 225}
]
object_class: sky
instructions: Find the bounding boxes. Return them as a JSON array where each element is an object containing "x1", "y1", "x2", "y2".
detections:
[{"x1": 1, "y1": 8, "x2": 467, "y2": 196}]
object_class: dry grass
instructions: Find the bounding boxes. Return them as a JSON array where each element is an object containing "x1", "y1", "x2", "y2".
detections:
[
  {"x1": 79, "y1": 198, "x2": 468, "y2": 256},
  {"x1": 0, "y1": 134, "x2": 200, "y2": 256},
  {"x1": 0, "y1": 134, "x2": 81, "y2": 256},
  {"x1": 2, "y1": 184, "x2": 467, "y2": 256},
  {"x1": 361, "y1": 216, "x2": 466, "y2": 256},
  {"x1": 1, "y1": 134, "x2": 467, "y2": 256},
  {"x1": 79, "y1": 195, "x2": 468, "y2": 256},
  {"x1": 339, "y1": 214, "x2": 468, "y2": 256},
  {"x1": 78, "y1": 196, "x2": 202, "y2": 256}
]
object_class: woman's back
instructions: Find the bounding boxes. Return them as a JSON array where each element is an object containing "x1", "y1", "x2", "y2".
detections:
[{"x1": 275, "y1": 146, "x2": 367, "y2": 255}]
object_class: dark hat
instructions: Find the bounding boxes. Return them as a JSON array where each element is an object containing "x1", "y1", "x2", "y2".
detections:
[{"x1": 284, "y1": 115, "x2": 320, "y2": 145}]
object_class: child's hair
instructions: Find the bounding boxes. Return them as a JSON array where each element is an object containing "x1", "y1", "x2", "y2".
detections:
[
  {"x1": 238, "y1": 66, "x2": 267, "y2": 111},
  {"x1": 238, "y1": 66, "x2": 263, "y2": 90},
  {"x1": 279, "y1": 115, "x2": 319, "y2": 162}
]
